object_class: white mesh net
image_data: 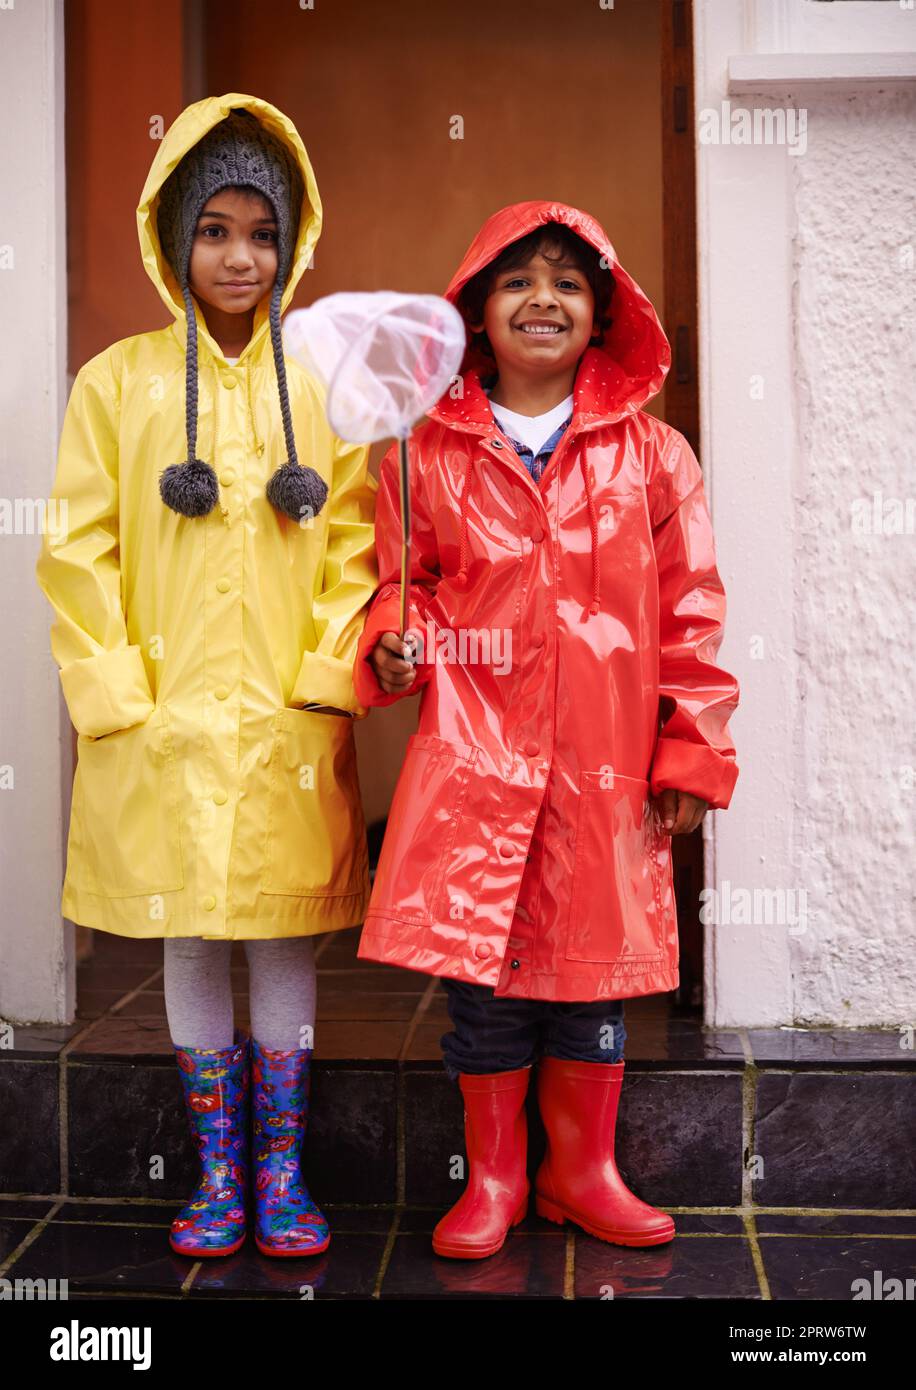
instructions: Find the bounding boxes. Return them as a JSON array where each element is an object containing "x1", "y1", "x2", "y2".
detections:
[{"x1": 283, "y1": 291, "x2": 467, "y2": 443}]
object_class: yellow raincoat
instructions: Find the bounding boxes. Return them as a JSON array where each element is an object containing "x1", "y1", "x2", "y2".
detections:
[{"x1": 35, "y1": 93, "x2": 378, "y2": 940}]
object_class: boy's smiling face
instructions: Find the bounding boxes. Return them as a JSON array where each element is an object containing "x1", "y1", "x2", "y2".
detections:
[
  {"x1": 471, "y1": 249, "x2": 598, "y2": 380},
  {"x1": 187, "y1": 187, "x2": 279, "y2": 321}
]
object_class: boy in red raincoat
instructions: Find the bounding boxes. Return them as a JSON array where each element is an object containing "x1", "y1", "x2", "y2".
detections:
[{"x1": 352, "y1": 202, "x2": 739, "y2": 1259}]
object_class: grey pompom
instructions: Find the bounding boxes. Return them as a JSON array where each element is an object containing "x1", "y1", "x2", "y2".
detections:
[
  {"x1": 266, "y1": 463, "x2": 329, "y2": 523},
  {"x1": 159, "y1": 460, "x2": 220, "y2": 517}
]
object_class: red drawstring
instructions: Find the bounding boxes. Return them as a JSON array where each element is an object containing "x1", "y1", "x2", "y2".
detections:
[
  {"x1": 580, "y1": 453, "x2": 601, "y2": 617},
  {"x1": 457, "y1": 451, "x2": 473, "y2": 578}
]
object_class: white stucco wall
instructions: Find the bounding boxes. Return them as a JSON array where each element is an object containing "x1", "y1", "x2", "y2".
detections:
[
  {"x1": 696, "y1": 0, "x2": 916, "y2": 1026},
  {"x1": 789, "y1": 85, "x2": 915, "y2": 1024}
]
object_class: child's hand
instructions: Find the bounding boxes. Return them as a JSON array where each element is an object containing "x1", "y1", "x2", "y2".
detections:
[
  {"x1": 371, "y1": 631, "x2": 419, "y2": 695},
  {"x1": 653, "y1": 788, "x2": 707, "y2": 835}
]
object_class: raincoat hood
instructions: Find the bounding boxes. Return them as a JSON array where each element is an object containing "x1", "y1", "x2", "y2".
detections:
[
  {"x1": 137, "y1": 94, "x2": 328, "y2": 522},
  {"x1": 137, "y1": 92, "x2": 322, "y2": 368},
  {"x1": 442, "y1": 199, "x2": 671, "y2": 418},
  {"x1": 434, "y1": 201, "x2": 673, "y2": 617}
]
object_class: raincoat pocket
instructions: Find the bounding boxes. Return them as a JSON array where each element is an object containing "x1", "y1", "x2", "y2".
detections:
[
  {"x1": 261, "y1": 707, "x2": 368, "y2": 897},
  {"x1": 566, "y1": 771, "x2": 668, "y2": 965},
  {"x1": 368, "y1": 734, "x2": 479, "y2": 925},
  {"x1": 72, "y1": 704, "x2": 184, "y2": 897}
]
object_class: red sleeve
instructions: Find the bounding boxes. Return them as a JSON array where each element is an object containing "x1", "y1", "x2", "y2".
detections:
[
  {"x1": 353, "y1": 438, "x2": 442, "y2": 708},
  {"x1": 645, "y1": 428, "x2": 740, "y2": 809}
]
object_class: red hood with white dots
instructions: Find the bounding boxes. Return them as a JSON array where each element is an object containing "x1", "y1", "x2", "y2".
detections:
[{"x1": 440, "y1": 199, "x2": 671, "y2": 417}]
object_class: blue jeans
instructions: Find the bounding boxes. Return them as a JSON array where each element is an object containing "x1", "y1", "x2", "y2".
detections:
[{"x1": 439, "y1": 980, "x2": 626, "y2": 1082}]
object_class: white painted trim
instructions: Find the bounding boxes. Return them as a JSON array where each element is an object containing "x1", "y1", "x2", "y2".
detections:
[
  {"x1": 0, "y1": 0, "x2": 74, "y2": 1024},
  {"x1": 745, "y1": 0, "x2": 916, "y2": 56},
  {"x1": 746, "y1": 0, "x2": 798, "y2": 54},
  {"x1": 729, "y1": 50, "x2": 916, "y2": 93},
  {"x1": 695, "y1": 0, "x2": 797, "y2": 1027}
]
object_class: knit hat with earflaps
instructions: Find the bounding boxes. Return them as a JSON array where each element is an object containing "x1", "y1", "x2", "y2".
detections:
[{"x1": 156, "y1": 107, "x2": 329, "y2": 522}]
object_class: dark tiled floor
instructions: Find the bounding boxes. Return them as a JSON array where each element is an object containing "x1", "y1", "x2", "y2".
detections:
[
  {"x1": 3, "y1": 928, "x2": 913, "y2": 1299},
  {"x1": 7, "y1": 925, "x2": 910, "y2": 1066},
  {"x1": 1, "y1": 1198, "x2": 913, "y2": 1300}
]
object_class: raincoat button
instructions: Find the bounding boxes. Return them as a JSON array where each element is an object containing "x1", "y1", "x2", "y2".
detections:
[
  {"x1": 498, "y1": 841, "x2": 514, "y2": 859},
  {"x1": 221, "y1": 374, "x2": 238, "y2": 389},
  {"x1": 524, "y1": 740, "x2": 540, "y2": 757},
  {"x1": 491, "y1": 439, "x2": 503, "y2": 449},
  {"x1": 219, "y1": 469, "x2": 235, "y2": 486},
  {"x1": 475, "y1": 942, "x2": 491, "y2": 959},
  {"x1": 531, "y1": 632, "x2": 545, "y2": 648},
  {"x1": 529, "y1": 527, "x2": 544, "y2": 543},
  {"x1": 216, "y1": 578, "x2": 231, "y2": 593},
  {"x1": 212, "y1": 789, "x2": 228, "y2": 805},
  {"x1": 214, "y1": 685, "x2": 229, "y2": 700},
  {"x1": 202, "y1": 895, "x2": 216, "y2": 911},
  {"x1": 510, "y1": 959, "x2": 521, "y2": 970}
]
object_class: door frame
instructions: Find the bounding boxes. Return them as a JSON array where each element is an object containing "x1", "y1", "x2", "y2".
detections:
[{"x1": 661, "y1": 0, "x2": 704, "y2": 1008}]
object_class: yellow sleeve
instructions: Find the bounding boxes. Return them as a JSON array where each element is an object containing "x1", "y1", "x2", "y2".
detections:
[
  {"x1": 35, "y1": 361, "x2": 156, "y2": 740},
  {"x1": 289, "y1": 432, "x2": 379, "y2": 717}
]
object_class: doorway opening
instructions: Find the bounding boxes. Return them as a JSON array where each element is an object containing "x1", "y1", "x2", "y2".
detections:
[{"x1": 65, "y1": 0, "x2": 705, "y2": 1048}]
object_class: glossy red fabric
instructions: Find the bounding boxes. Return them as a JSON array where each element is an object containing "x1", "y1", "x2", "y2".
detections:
[
  {"x1": 534, "y1": 1057, "x2": 675, "y2": 1245},
  {"x1": 353, "y1": 200, "x2": 739, "y2": 1000}
]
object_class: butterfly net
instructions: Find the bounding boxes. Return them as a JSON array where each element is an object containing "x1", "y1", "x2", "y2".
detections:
[{"x1": 283, "y1": 291, "x2": 467, "y2": 443}]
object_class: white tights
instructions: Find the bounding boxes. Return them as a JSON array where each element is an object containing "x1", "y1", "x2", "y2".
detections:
[{"x1": 163, "y1": 936, "x2": 317, "y2": 1052}]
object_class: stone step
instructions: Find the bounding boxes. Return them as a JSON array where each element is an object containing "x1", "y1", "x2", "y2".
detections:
[{"x1": 2, "y1": 1023, "x2": 913, "y2": 1210}]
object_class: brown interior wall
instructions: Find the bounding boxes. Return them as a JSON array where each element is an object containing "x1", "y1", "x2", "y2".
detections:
[
  {"x1": 65, "y1": 0, "x2": 188, "y2": 960},
  {"x1": 66, "y1": 0, "x2": 665, "y2": 827},
  {"x1": 65, "y1": 0, "x2": 187, "y2": 369}
]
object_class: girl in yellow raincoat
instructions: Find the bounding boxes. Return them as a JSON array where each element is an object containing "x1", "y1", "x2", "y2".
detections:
[{"x1": 35, "y1": 94, "x2": 378, "y2": 1259}]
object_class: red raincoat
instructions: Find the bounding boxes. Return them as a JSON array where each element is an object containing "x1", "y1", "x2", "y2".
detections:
[{"x1": 352, "y1": 201, "x2": 739, "y2": 1001}]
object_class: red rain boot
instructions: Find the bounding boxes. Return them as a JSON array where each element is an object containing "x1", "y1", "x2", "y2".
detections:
[
  {"x1": 432, "y1": 1066, "x2": 531, "y2": 1260},
  {"x1": 534, "y1": 1057, "x2": 675, "y2": 1246}
]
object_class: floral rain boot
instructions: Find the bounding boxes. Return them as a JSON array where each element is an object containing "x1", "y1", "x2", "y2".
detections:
[
  {"x1": 169, "y1": 1029, "x2": 250, "y2": 1257},
  {"x1": 251, "y1": 1038, "x2": 330, "y2": 1257}
]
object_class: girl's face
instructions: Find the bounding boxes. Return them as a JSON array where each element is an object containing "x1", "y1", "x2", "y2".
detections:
[
  {"x1": 472, "y1": 250, "x2": 598, "y2": 377},
  {"x1": 187, "y1": 188, "x2": 279, "y2": 317}
]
